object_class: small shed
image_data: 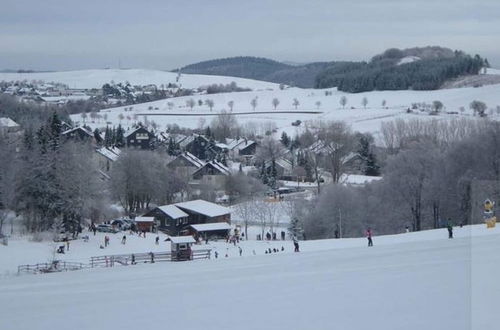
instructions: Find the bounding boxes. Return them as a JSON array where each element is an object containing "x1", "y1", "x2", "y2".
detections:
[
  {"x1": 190, "y1": 222, "x2": 231, "y2": 240},
  {"x1": 135, "y1": 216, "x2": 155, "y2": 232},
  {"x1": 169, "y1": 236, "x2": 196, "y2": 261}
]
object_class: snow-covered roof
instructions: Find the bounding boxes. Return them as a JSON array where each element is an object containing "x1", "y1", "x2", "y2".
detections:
[
  {"x1": 169, "y1": 236, "x2": 196, "y2": 244},
  {"x1": 124, "y1": 126, "x2": 153, "y2": 138},
  {"x1": 190, "y1": 222, "x2": 231, "y2": 232},
  {"x1": 225, "y1": 138, "x2": 256, "y2": 151},
  {"x1": 157, "y1": 205, "x2": 189, "y2": 219},
  {"x1": 0, "y1": 117, "x2": 20, "y2": 128},
  {"x1": 96, "y1": 147, "x2": 121, "y2": 161},
  {"x1": 179, "y1": 152, "x2": 205, "y2": 168},
  {"x1": 340, "y1": 174, "x2": 382, "y2": 186},
  {"x1": 175, "y1": 199, "x2": 231, "y2": 218},
  {"x1": 62, "y1": 126, "x2": 93, "y2": 137},
  {"x1": 135, "y1": 216, "x2": 155, "y2": 223}
]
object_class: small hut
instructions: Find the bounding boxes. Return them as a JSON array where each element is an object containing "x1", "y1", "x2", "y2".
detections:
[
  {"x1": 135, "y1": 216, "x2": 155, "y2": 232},
  {"x1": 169, "y1": 236, "x2": 196, "y2": 261}
]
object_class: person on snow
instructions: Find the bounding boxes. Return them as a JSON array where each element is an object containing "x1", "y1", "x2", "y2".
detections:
[
  {"x1": 238, "y1": 246, "x2": 242, "y2": 256},
  {"x1": 447, "y1": 219, "x2": 453, "y2": 239},
  {"x1": 155, "y1": 236, "x2": 160, "y2": 245},
  {"x1": 121, "y1": 235, "x2": 126, "y2": 244},
  {"x1": 104, "y1": 235, "x2": 110, "y2": 247},
  {"x1": 293, "y1": 236, "x2": 300, "y2": 252},
  {"x1": 281, "y1": 230, "x2": 286, "y2": 241},
  {"x1": 366, "y1": 228, "x2": 373, "y2": 247}
]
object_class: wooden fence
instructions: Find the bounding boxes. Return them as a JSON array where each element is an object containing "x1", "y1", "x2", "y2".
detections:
[
  {"x1": 18, "y1": 261, "x2": 87, "y2": 275},
  {"x1": 18, "y1": 249, "x2": 212, "y2": 275}
]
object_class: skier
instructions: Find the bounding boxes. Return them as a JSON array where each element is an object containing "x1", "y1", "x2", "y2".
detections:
[
  {"x1": 104, "y1": 235, "x2": 110, "y2": 247},
  {"x1": 238, "y1": 246, "x2": 242, "y2": 256},
  {"x1": 366, "y1": 228, "x2": 373, "y2": 247},
  {"x1": 447, "y1": 219, "x2": 453, "y2": 239},
  {"x1": 214, "y1": 251, "x2": 219, "y2": 259},
  {"x1": 92, "y1": 224, "x2": 97, "y2": 236},
  {"x1": 155, "y1": 236, "x2": 160, "y2": 245},
  {"x1": 121, "y1": 235, "x2": 126, "y2": 244},
  {"x1": 293, "y1": 235, "x2": 300, "y2": 252}
]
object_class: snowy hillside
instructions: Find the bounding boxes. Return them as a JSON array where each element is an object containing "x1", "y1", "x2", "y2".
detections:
[
  {"x1": 0, "y1": 225, "x2": 498, "y2": 330},
  {"x1": 72, "y1": 83, "x2": 500, "y2": 139},
  {"x1": 0, "y1": 69, "x2": 279, "y2": 90}
]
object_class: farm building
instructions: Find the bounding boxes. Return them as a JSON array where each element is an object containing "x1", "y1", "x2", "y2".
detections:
[{"x1": 143, "y1": 199, "x2": 231, "y2": 236}]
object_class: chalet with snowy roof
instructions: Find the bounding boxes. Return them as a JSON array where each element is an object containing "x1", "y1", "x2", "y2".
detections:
[
  {"x1": 0, "y1": 117, "x2": 21, "y2": 134},
  {"x1": 192, "y1": 160, "x2": 231, "y2": 189},
  {"x1": 183, "y1": 134, "x2": 221, "y2": 160},
  {"x1": 95, "y1": 146, "x2": 121, "y2": 174},
  {"x1": 143, "y1": 199, "x2": 231, "y2": 236},
  {"x1": 167, "y1": 152, "x2": 206, "y2": 178},
  {"x1": 62, "y1": 126, "x2": 95, "y2": 143},
  {"x1": 125, "y1": 126, "x2": 156, "y2": 150},
  {"x1": 264, "y1": 158, "x2": 293, "y2": 179}
]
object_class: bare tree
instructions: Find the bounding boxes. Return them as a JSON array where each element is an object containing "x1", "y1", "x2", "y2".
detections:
[
  {"x1": 340, "y1": 96, "x2": 348, "y2": 109},
  {"x1": 292, "y1": 98, "x2": 300, "y2": 110},
  {"x1": 362, "y1": 97, "x2": 368, "y2": 109},
  {"x1": 227, "y1": 100, "x2": 234, "y2": 112},
  {"x1": 272, "y1": 98, "x2": 280, "y2": 110},
  {"x1": 382, "y1": 99, "x2": 387, "y2": 108},
  {"x1": 205, "y1": 99, "x2": 215, "y2": 112},
  {"x1": 186, "y1": 98, "x2": 196, "y2": 111},
  {"x1": 315, "y1": 101, "x2": 321, "y2": 109},
  {"x1": 210, "y1": 110, "x2": 239, "y2": 141},
  {"x1": 250, "y1": 98, "x2": 258, "y2": 111},
  {"x1": 470, "y1": 100, "x2": 487, "y2": 117},
  {"x1": 432, "y1": 100, "x2": 444, "y2": 113}
]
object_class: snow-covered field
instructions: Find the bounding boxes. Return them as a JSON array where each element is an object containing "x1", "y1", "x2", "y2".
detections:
[
  {"x1": 0, "y1": 69, "x2": 279, "y2": 90},
  {"x1": 73, "y1": 82, "x2": 500, "y2": 138},
  {"x1": 0, "y1": 224, "x2": 498, "y2": 330}
]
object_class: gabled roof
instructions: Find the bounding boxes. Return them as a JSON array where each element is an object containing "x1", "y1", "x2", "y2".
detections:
[
  {"x1": 124, "y1": 126, "x2": 153, "y2": 138},
  {"x1": 225, "y1": 138, "x2": 256, "y2": 151},
  {"x1": 192, "y1": 160, "x2": 231, "y2": 177},
  {"x1": 265, "y1": 158, "x2": 293, "y2": 172},
  {"x1": 169, "y1": 152, "x2": 205, "y2": 169},
  {"x1": 96, "y1": 146, "x2": 121, "y2": 161},
  {"x1": 62, "y1": 126, "x2": 93, "y2": 137},
  {"x1": 175, "y1": 199, "x2": 231, "y2": 218},
  {"x1": 157, "y1": 205, "x2": 189, "y2": 219},
  {"x1": 0, "y1": 117, "x2": 20, "y2": 128}
]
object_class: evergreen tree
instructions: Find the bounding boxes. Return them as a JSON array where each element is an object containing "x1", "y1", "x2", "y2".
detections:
[
  {"x1": 280, "y1": 132, "x2": 290, "y2": 147},
  {"x1": 116, "y1": 125, "x2": 125, "y2": 147}
]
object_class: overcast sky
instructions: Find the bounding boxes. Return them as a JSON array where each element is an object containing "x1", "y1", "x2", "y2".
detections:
[{"x1": 1, "y1": 0, "x2": 499, "y2": 71}]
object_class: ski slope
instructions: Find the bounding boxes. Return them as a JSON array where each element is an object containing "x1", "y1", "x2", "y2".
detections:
[
  {"x1": 0, "y1": 225, "x2": 498, "y2": 330},
  {"x1": 0, "y1": 69, "x2": 279, "y2": 90}
]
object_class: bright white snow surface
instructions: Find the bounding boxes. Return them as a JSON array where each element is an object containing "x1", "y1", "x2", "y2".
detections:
[
  {"x1": 0, "y1": 69, "x2": 279, "y2": 90},
  {"x1": 0, "y1": 225, "x2": 499, "y2": 330},
  {"x1": 73, "y1": 83, "x2": 500, "y2": 141}
]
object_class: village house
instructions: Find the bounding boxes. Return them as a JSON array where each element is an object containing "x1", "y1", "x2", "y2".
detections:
[
  {"x1": 167, "y1": 151, "x2": 205, "y2": 179},
  {"x1": 0, "y1": 117, "x2": 21, "y2": 135},
  {"x1": 264, "y1": 158, "x2": 294, "y2": 180},
  {"x1": 218, "y1": 138, "x2": 257, "y2": 164},
  {"x1": 183, "y1": 134, "x2": 221, "y2": 160},
  {"x1": 143, "y1": 199, "x2": 231, "y2": 236},
  {"x1": 95, "y1": 146, "x2": 121, "y2": 174},
  {"x1": 62, "y1": 126, "x2": 97, "y2": 143},
  {"x1": 125, "y1": 126, "x2": 156, "y2": 149},
  {"x1": 192, "y1": 160, "x2": 231, "y2": 189}
]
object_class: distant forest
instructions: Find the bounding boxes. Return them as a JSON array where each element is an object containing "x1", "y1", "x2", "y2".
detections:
[
  {"x1": 178, "y1": 57, "x2": 332, "y2": 88},
  {"x1": 177, "y1": 47, "x2": 488, "y2": 92}
]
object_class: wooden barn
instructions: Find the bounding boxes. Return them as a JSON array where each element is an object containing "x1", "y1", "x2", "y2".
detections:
[
  {"x1": 143, "y1": 199, "x2": 231, "y2": 236},
  {"x1": 190, "y1": 222, "x2": 231, "y2": 240}
]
